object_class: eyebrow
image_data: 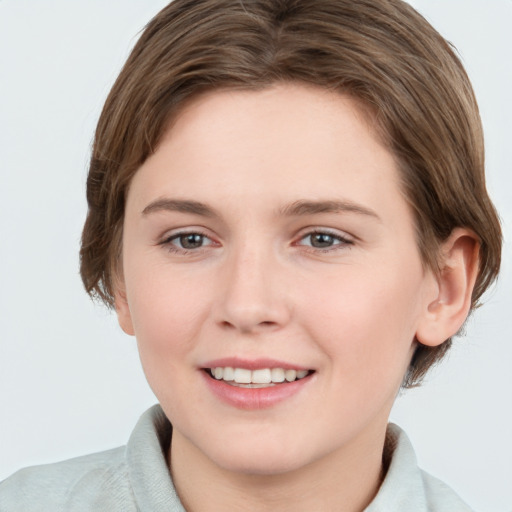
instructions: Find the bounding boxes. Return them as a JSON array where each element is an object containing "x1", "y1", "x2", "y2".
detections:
[
  {"x1": 279, "y1": 199, "x2": 381, "y2": 220},
  {"x1": 142, "y1": 199, "x2": 218, "y2": 218},
  {"x1": 141, "y1": 197, "x2": 380, "y2": 221}
]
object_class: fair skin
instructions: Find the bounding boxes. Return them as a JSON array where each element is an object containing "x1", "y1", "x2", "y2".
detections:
[{"x1": 115, "y1": 84, "x2": 478, "y2": 512}]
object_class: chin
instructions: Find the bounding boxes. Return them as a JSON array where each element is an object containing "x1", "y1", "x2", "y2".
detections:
[
  {"x1": 202, "y1": 434, "x2": 317, "y2": 476},
  {"x1": 216, "y1": 451, "x2": 306, "y2": 476}
]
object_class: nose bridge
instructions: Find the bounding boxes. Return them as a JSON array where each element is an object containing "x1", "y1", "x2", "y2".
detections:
[{"x1": 217, "y1": 237, "x2": 289, "y2": 332}]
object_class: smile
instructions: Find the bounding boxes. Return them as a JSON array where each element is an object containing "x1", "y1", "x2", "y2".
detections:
[{"x1": 208, "y1": 367, "x2": 312, "y2": 387}]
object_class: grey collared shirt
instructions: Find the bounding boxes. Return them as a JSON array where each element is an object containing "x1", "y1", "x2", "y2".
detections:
[{"x1": 0, "y1": 405, "x2": 473, "y2": 511}]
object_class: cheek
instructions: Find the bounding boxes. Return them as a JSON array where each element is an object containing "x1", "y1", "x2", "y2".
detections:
[
  {"x1": 126, "y1": 266, "x2": 212, "y2": 366},
  {"x1": 300, "y1": 263, "x2": 424, "y2": 377},
  {"x1": 126, "y1": 272, "x2": 214, "y2": 414}
]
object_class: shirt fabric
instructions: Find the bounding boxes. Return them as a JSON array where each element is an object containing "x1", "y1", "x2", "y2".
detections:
[{"x1": 0, "y1": 404, "x2": 474, "y2": 511}]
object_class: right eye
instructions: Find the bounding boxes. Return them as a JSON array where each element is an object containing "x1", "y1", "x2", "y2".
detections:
[{"x1": 161, "y1": 231, "x2": 216, "y2": 253}]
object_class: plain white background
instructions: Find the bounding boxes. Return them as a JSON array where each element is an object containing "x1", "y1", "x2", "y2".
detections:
[{"x1": 0, "y1": 1, "x2": 510, "y2": 510}]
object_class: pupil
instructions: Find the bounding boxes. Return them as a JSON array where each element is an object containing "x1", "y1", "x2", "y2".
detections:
[
  {"x1": 311, "y1": 233, "x2": 333, "y2": 248},
  {"x1": 181, "y1": 234, "x2": 203, "y2": 249}
]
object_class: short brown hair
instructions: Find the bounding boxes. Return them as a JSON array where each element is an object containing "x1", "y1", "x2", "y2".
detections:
[{"x1": 80, "y1": 0, "x2": 502, "y2": 386}]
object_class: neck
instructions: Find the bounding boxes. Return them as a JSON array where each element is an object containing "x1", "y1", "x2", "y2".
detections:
[{"x1": 169, "y1": 424, "x2": 386, "y2": 512}]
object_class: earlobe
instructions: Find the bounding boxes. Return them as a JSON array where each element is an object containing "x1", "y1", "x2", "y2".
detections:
[
  {"x1": 416, "y1": 228, "x2": 480, "y2": 347},
  {"x1": 114, "y1": 282, "x2": 135, "y2": 336}
]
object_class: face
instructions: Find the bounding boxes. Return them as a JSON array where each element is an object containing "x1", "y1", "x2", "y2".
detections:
[{"x1": 117, "y1": 84, "x2": 438, "y2": 475}]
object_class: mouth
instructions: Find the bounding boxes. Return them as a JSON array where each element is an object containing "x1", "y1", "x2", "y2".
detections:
[{"x1": 204, "y1": 367, "x2": 315, "y2": 388}]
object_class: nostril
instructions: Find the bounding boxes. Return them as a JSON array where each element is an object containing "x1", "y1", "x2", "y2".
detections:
[{"x1": 219, "y1": 319, "x2": 277, "y2": 331}]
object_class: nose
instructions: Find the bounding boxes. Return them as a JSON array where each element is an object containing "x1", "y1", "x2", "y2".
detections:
[{"x1": 215, "y1": 245, "x2": 291, "y2": 334}]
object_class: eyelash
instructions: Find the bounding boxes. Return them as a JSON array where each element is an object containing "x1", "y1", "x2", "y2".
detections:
[{"x1": 159, "y1": 229, "x2": 353, "y2": 255}]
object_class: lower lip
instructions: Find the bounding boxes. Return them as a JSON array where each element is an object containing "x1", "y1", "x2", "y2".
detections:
[{"x1": 201, "y1": 371, "x2": 313, "y2": 410}]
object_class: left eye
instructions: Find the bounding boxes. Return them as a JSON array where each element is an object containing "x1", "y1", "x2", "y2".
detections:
[{"x1": 298, "y1": 232, "x2": 350, "y2": 249}]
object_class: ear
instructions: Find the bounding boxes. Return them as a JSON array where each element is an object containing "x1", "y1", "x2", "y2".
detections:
[
  {"x1": 416, "y1": 228, "x2": 480, "y2": 347},
  {"x1": 113, "y1": 278, "x2": 135, "y2": 336}
]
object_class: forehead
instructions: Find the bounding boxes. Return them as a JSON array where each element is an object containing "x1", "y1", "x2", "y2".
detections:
[{"x1": 129, "y1": 83, "x2": 403, "y2": 214}]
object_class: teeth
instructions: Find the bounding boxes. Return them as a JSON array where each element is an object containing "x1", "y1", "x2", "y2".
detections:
[
  {"x1": 223, "y1": 367, "x2": 235, "y2": 381},
  {"x1": 285, "y1": 369, "x2": 297, "y2": 382},
  {"x1": 233, "y1": 368, "x2": 252, "y2": 384},
  {"x1": 271, "y1": 368, "x2": 285, "y2": 383},
  {"x1": 209, "y1": 367, "x2": 310, "y2": 385},
  {"x1": 252, "y1": 368, "x2": 272, "y2": 384}
]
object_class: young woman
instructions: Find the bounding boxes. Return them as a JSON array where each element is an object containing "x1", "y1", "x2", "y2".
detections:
[{"x1": 0, "y1": 1, "x2": 504, "y2": 510}]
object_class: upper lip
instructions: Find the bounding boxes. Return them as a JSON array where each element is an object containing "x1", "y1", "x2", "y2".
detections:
[{"x1": 201, "y1": 357, "x2": 311, "y2": 371}]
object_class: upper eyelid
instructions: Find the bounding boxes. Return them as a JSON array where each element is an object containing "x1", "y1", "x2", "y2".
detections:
[
  {"x1": 159, "y1": 227, "x2": 214, "y2": 243},
  {"x1": 296, "y1": 234, "x2": 352, "y2": 247},
  {"x1": 295, "y1": 227, "x2": 354, "y2": 241}
]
